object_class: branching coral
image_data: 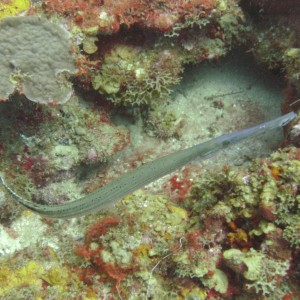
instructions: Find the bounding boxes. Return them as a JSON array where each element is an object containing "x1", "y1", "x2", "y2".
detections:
[{"x1": 92, "y1": 44, "x2": 183, "y2": 107}]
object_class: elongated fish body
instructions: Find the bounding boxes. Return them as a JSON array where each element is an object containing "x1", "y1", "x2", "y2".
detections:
[{"x1": 0, "y1": 112, "x2": 297, "y2": 218}]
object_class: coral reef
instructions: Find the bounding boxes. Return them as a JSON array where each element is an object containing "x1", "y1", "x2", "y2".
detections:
[
  {"x1": 250, "y1": 26, "x2": 300, "y2": 90},
  {"x1": 189, "y1": 148, "x2": 300, "y2": 249},
  {"x1": 223, "y1": 248, "x2": 290, "y2": 295},
  {"x1": 60, "y1": 147, "x2": 298, "y2": 298},
  {"x1": 0, "y1": 0, "x2": 299, "y2": 299},
  {"x1": 40, "y1": 0, "x2": 249, "y2": 107}
]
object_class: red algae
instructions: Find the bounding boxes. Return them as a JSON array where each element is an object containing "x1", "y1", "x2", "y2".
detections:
[{"x1": 86, "y1": 217, "x2": 120, "y2": 240}]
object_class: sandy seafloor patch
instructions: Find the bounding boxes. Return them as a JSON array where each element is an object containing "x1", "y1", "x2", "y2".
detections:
[{"x1": 113, "y1": 48, "x2": 285, "y2": 192}]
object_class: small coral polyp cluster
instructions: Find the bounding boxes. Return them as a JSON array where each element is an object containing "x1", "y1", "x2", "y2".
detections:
[{"x1": 0, "y1": 0, "x2": 300, "y2": 299}]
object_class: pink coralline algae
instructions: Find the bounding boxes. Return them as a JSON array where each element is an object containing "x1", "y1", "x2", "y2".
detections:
[{"x1": 42, "y1": 0, "x2": 217, "y2": 33}]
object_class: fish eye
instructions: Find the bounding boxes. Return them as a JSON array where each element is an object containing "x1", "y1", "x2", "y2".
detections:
[{"x1": 281, "y1": 119, "x2": 289, "y2": 126}]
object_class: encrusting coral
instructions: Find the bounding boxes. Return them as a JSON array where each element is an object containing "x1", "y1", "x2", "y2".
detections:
[{"x1": 0, "y1": 16, "x2": 77, "y2": 104}]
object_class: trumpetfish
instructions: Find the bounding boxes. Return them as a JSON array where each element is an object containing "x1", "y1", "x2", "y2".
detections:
[{"x1": 0, "y1": 112, "x2": 296, "y2": 218}]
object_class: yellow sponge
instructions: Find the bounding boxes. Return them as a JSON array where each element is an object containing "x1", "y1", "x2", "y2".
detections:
[{"x1": 0, "y1": 0, "x2": 30, "y2": 19}]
